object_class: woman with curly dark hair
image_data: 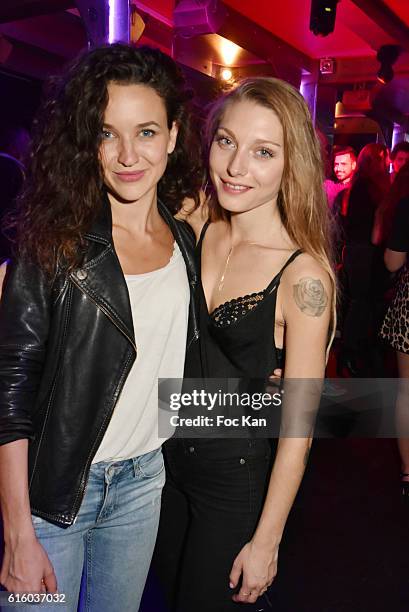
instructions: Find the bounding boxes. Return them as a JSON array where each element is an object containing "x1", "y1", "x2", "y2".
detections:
[{"x1": 0, "y1": 43, "x2": 202, "y2": 610}]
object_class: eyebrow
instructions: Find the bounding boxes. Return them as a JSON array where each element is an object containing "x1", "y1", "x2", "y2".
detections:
[
  {"x1": 102, "y1": 121, "x2": 162, "y2": 129},
  {"x1": 217, "y1": 125, "x2": 282, "y2": 148}
]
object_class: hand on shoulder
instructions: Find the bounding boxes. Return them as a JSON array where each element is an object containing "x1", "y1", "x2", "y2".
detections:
[{"x1": 175, "y1": 189, "x2": 209, "y2": 240}]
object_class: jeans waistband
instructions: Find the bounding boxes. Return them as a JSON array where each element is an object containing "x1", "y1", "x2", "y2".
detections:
[{"x1": 90, "y1": 447, "x2": 162, "y2": 480}]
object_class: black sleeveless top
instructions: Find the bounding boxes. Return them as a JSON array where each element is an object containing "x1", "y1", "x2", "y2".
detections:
[{"x1": 185, "y1": 222, "x2": 302, "y2": 383}]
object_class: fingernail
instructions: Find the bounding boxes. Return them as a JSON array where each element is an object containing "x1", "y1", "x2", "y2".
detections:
[{"x1": 229, "y1": 582, "x2": 234, "y2": 588}]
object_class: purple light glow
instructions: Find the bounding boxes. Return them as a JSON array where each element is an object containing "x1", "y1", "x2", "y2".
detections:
[
  {"x1": 299, "y1": 78, "x2": 308, "y2": 99},
  {"x1": 299, "y1": 77, "x2": 317, "y2": 124},
  {"x1": 391, "y1": 124, "x2": 400, "y2": 150},
  {"x1": 108, "y1": 0, "x2": 130, "y2": 44},
  {"x1": 108, "y1": 0, "x2": 118, "y2": 44}
]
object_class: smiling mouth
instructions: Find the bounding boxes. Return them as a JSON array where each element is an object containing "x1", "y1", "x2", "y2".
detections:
[
  {"x1": 114, "y1": 170, "x2": 146, "y2": 182},
  {"x1": 221, "y1": 179, "x2": 252, "y2": 193}
]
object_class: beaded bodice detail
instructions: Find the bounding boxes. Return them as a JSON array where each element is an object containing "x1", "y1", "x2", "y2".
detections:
[{"x1": 210, "y1": 290, "x2": 267, "y2": 327}]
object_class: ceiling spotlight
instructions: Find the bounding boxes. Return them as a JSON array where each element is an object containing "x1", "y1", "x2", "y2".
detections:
[
  {"x1": 220, "y1": 38, "x2": 240, "y2": 66},
  {"x1": 376, "y1": 44, "x2": 401, "y2": 84},
  {"x1": 220, "y1": 68, "x2": 233, "y2": 81},
  {"x1": 309, "y1": 0, "x2": 339, "y2": 37}
]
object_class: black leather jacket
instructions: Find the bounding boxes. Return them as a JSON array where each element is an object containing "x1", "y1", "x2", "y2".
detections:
[{"x1": 0, "y1": 197, "x2": 198, "y2": 527}]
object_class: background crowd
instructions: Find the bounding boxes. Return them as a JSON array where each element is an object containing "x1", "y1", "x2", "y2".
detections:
[{"x1": 323, "y1": 140, "x2": 409, "y2": 379}]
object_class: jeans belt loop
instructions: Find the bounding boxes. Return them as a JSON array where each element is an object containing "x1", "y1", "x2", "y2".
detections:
[{"x1": 132, "y1": 456, "x2": 138, "y2": 478}]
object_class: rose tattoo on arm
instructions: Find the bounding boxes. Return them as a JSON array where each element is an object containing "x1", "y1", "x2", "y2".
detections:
[{"x1": 293, "y1": 277, "x2": 328, "y2": 317}]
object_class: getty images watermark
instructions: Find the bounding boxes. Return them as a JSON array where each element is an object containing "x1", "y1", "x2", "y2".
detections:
[
  {"x1": 158, "y1": 378, "x2": 409, "y2": 439},
  {"x1": 158, "y1": 377, "x2": 318, "y2": 439},
  {"x1": 168, "y1": 388, "x2": 282, "y2": 428}
]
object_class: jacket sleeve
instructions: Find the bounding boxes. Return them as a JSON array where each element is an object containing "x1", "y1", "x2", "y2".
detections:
[{"x1": 0, "y1": 258, "x2": 52, "y2": 445}]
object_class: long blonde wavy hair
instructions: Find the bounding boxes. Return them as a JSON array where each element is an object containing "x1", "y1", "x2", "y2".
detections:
[{"x1": 205, "y1": 77, "x2": 337, "y2": 353}]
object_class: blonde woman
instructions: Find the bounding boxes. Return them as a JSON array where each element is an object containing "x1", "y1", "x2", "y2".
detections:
[{"x1": 154, "y1": 78, "x2": 335, "y2": 611}]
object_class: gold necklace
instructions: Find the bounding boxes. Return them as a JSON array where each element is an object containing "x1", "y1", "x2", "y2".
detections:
[
  {"x1": 217, "y1": 240, "x2": 263, "y2": 292},
  {"x1": 218, "y1": 245, "x2": 234, "y2": 292},
  {"x1": 217, "y1": 234, "x2": 289, "y2": 293}
]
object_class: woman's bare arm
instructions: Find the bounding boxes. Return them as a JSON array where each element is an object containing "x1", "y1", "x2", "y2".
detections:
[
  {"x1": 253, "y1": 256, "x2": 330, "y2": 531},
  {"x1": 230, "y1": 254, "x2": 331, "y2": 604}
]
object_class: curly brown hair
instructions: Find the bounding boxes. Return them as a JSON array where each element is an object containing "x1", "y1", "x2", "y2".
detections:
[{"x1": 5, "y1": 44, "x2": 203, "y2": 276}]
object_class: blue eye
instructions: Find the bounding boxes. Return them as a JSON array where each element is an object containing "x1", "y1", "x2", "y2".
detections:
[
  {"x1": 141, "y1": 129, "x2": 155, "y2": 137},
  {"x1": 256, "y1": 148, "x2": 274, "y2": 158},
  {"x1": 101, "y1": 130, "x2": 115, "y2": 139},
  {"x1": 216, "y1": 136, "x2": 234, "y2": 148}
]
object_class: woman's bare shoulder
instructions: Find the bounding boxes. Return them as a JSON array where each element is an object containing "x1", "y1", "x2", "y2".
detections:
[
  {"x1": 279, "y1": 252, "x2": 332, "y2": 317},
  {"x1": 281, "y1": 251, "x2": 329, "y2": 279}
]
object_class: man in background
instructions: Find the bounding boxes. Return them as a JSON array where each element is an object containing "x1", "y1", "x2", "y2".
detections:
[
  {"x1": 390, "y1": 141, "x2": 409, "y2": 182},
  {"x1": 325, "y1": 145, "x2": 357, "y2": 211}
]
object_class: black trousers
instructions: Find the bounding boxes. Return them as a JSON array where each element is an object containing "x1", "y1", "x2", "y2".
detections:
[{"x1": 152, "y1": 437, "x2": 274, "y2": 612}]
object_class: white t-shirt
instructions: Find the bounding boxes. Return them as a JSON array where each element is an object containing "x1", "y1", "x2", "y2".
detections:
[{"x1": 92, "y1": 242, "x2": 189, "y2": 463}]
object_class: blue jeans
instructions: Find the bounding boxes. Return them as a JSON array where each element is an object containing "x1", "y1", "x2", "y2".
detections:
[{"x1": 17, "y1": 448, "x2": 165, "y2": 612}]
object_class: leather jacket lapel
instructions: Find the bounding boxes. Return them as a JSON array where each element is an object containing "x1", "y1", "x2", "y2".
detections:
[
  {"x1": 74, "y1": 193, "x2": 135, "y2": 347},
  {"x1": 70, "y1": 248, "x2": 136, "y2": 349},
  {"x1": 71, "y1": 193, "x2": 199, "y2": 350}
]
